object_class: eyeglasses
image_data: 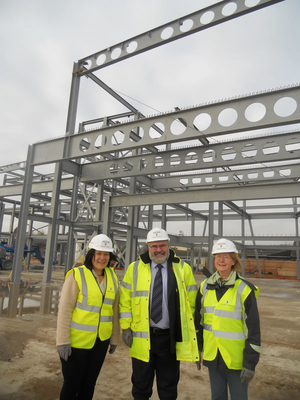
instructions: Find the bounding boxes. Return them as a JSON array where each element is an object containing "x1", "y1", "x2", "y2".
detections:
[
  {"x1": 214, "y1": 255, "x2": 232, "y2": 261},
  {"x1": 149, "y1": 244, "x2": 168, "y2": 250}
]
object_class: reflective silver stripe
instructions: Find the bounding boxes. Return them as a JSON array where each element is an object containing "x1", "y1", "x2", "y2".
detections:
[
  {"x1": 204, "y1": 324, "x2": 245, "y2": 339},
  {"x1": 79, "y1": 267, "x2": 88, "y2": 306},
  {"x1": 120, "y1": 311, "x2": 132, "y2": 319},
  {"x1": 107, "y1": 267, "x2": 118, "y2": 295},
  {"x1": 132, "y1": 331, "x2": 149, "y2": 339},
  {"x1": 100, "y1": 316, "x2": 113, "y2": 322},
  {"x1": 204, "y1": 323, "x2": 212, "y2": 332},
  {"x1": 187, "y1": 284, "x2": 197, "y2": 292},
  {"x1": 214, "y1": 309, "x2": 242, "y2": 320},
  {"x1": 213, "y1": 330, "x2": 245, "y2": 340},
  {"x1": 121, "y1": 281, "x2": 131, "y2": 290},
  {"x1": 132, "y1": 260, "x2": 150, "y2": 299},
  {"x1": 75, "y1": 302, "x2": 100, "y2": 313},
  {"x1": 204, "y1": 306, "x2": 215, "y2": 314},
  {"x1": 103, "y1": 298, "x2": 114, "y2": 305},
  {"x1": 236, "y1": 280, "x2": 247, "y2": 311},
  {"x1": 132, "y1": 290, "x2": 148, "y2": 297},
  {"x1": 70, "y1": 320, "x2": 97, "y2": 333},
  {"x1": 132, "y1": 260, "x2": 139, "y2": 296},
  {"x1": 201, "y1": 281, "x2": 208, "y2": 309}
]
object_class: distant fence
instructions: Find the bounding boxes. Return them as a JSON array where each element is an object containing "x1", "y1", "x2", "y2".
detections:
[{"x1": 245, "y1": 259, "x2": 298, "y2": 279}]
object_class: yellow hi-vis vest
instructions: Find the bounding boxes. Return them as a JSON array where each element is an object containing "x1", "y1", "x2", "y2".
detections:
[
  {"x1": 119, "y1": 258, "x2": 199, "y2": 362},
  {"x1": 200, "y1": 278, "x2": 259, "y2": 370},
  {"x1": 66, "y1": 265, "x2": 118, "y2": 349}
]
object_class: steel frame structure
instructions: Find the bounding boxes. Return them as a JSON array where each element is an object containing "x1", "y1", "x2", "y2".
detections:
[{"x1": 0, "y1": 0, "x2": 299, "y2": 283}]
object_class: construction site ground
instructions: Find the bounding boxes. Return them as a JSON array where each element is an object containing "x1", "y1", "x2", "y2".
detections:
[{"x1": 0, "y1": 266, "x2": 299, "y2": 400}]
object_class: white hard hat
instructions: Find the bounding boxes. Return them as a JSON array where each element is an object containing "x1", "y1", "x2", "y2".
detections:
[
  {"x1": 89, "y1": 234, "x2": 114, "y2": 252},
  {"x1": 212, "y1": 238, "x2": 238, "y2": 255},
  {"x1": 147, "y1": 228, "x2": 170, "y2": 243}
]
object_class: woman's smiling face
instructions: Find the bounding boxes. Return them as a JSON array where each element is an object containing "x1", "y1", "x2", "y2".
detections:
[
  {"x1": 214, "y1": 253, "x2": 234, "y2": 279},
  {"x1": 92, "y1": 250, "x2": 110, "y2": 273}
]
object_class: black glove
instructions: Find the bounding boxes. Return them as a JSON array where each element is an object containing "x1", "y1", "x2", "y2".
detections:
[
  {"x1": 57, "y1": 344, "x2": 72, "y2": 361},
  {"x1": 109, "y1": 344, "x2": 117, "y2": 354},
  {"x1": 240, "y1": 368, "x2": 255, "y2": 384},
  {"x1": 122, "y1": 328, "x2": 133, "y2": 347}
]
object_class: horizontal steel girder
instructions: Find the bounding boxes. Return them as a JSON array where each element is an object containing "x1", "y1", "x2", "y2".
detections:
[
  {"x1": 77, "y1": 0, "x2": 284, "y2": 74},
  {"x1": 80, "y1": 131, "x2": 300, "y2": 183},
  {"x1": 0, "y1": 162, "x2": 26, "y2": 173},
  {"x1": 0, "y1": 178, "x2": 74, "y2": 198},
  {"x1": 174, "y1": 239, "x2": 300, "y2": 250},
  {"x1": 31, "y1": 86, "x2": 300, "y2": 166},
  {"x1": 110, "y1": 182, "x2": 300, "y2": 208},
  {"x1": 151, "y1": 165, "x2": 300, "y2": 190}
]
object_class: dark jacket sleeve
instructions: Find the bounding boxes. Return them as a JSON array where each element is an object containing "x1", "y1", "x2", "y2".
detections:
[
  {"x1": 195, "y1": 289, "x2": 204, "y2": 352},
  {"x1": 243, "y1": 290, "x2": 261, "y2": 371}
]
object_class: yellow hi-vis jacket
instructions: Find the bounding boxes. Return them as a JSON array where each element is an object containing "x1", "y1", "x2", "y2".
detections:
[
  {"x1": 200, "y1": 277, "x2": 259, "y2": 370},
  {"x1": 66, "y1": 265, "x2": 118, "y2": 349},
  {"x1": 119, "y1": 255, "x2": 199, "y2": 362}
]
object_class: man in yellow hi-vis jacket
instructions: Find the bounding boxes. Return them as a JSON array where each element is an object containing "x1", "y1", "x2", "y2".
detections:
[{"x1": 119, "y1": 227, "x2": 199, "y2": 400}]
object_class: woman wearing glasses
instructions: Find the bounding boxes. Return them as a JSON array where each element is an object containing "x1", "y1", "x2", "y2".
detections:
[{"x1": 195, "y1": 238, "x2": 261, "y2": 400}]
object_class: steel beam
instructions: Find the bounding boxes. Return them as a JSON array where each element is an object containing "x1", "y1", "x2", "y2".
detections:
[
  {"x1": 77, "y1": 0, "x2": 284, "y2": 74},
  {"x1": 110, "y1": 182, "x2": 300, "y2": 208},
  {"x1": 0, "y1": 178, "x2": 74, "y2": 198},
  {"x1": 31, "y1": 86, "x2": 300, "y2": 165}
]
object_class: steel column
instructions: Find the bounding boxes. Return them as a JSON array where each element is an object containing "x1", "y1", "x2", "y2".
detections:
[
  {"x1": 42, "y1": 162, "x2": 63, "y2": 283},
  {"x1": 11, "y1": 146, "x2": 34, "y2": 283}
]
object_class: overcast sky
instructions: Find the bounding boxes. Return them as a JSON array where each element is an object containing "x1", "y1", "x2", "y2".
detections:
[
  {"x1": 1, "y1": 0, "x2": 299, "y2": 240},
  {"x1": 1, "y1": 0, "x2": 299, "y2": 169}
]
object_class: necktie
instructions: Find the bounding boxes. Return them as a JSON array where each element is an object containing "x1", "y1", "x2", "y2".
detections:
[{"x1": 151, "y1": 264, "x2": 163, "y2": 323}]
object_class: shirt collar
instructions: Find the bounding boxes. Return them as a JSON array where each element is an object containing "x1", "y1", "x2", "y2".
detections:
[
  {"x1": 151, "y1": 261, "x2": 167, "y2": 270},
  {"x1": 216, "y1": 270, "x2": 236, "y2": 286},
  {"x1": 207, "y1": 270, "x2": 237, "y2": 286}
]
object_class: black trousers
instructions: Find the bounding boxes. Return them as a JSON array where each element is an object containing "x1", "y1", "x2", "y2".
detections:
[
  {"x1": 132, "y1": 328, "x2": 180, "y2": 400},
  {"x1": 59, "y1": 337, "x2": 109, "y2": 400}
]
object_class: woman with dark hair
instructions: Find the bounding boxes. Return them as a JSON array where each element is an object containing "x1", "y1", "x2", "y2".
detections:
[
  {"x1": 195, "y1": 238, "x2": 261, "y2": 400},
  {"x1": 56, "y1": 234, "x2": 120, "y2": 400}
]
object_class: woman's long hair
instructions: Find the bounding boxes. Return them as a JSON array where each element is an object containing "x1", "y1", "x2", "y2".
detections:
[
  {"x1": 84, "y1": 249, "x2": 118, "y2": 271},
  {"x1": 229, "y1": 253, "x2": 242, "y2": 272}
]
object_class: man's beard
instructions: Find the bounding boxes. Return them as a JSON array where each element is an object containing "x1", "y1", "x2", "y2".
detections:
[{"x1": 149, "y1": 247, "x2": 170, "y2": 264}]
